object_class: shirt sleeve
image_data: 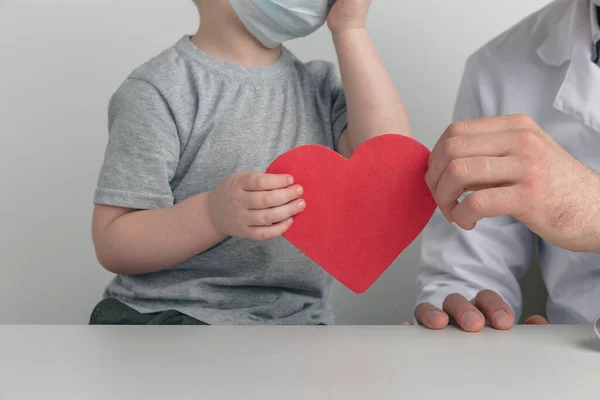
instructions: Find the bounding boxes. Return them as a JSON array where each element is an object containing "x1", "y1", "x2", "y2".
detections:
[
  {"x1": 328, "y1": 70, "x2": 348, "y2": 150},
  {"x1": 312, "y1": 61, "x2": 347, "y2": 151},
  {"x1": 94, "y1": 78, "x2": 180, "y2": 210},
  {"x1": 416, "y1": 56, "x2": 535, "y2": 320}
]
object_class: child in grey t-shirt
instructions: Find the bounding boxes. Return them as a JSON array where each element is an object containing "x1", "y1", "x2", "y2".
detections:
[{"x1": 91, "y1": 0, "x2": 412, "y2": 325}]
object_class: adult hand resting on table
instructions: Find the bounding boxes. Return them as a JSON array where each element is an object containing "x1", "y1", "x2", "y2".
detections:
[
  {"x1": 415, "y1": 114, "x2": 600, "y2": 332},
  {"x1": 414, "y1": 290, "x2": 548, "y2": 331}
]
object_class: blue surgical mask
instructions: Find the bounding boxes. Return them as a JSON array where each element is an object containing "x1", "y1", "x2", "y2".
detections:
[{"x1": 229, "y1": 0, "x2": 335, "y2": 48}]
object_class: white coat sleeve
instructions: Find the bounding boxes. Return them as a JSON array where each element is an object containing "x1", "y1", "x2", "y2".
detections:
[{"x1": 416, "y1": 56, "x2": 536, "y2": 320}]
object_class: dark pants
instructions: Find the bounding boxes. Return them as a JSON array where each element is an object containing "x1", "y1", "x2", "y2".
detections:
[{"x1": 89, "y1": 298, "x2": 208, "y2": 325}]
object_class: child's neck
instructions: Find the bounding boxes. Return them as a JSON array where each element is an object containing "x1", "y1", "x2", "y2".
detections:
[{"x1": 192, "y1": 19, "x2": 281, "y2": 67}]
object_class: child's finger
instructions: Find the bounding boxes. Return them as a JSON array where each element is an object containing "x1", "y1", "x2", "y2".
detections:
[
  {"x1": 249, "y1": 199, "x2": 306, "y2": 227},
  {"x1": 240, "y1": 172, "x2": 294, "y2": 191},
  {"x1": 247, "y1": 218, "x2": 294, "y2": 241},
  {"x1": 245, "y1": 185, "x2": 303, "y2": 210}
]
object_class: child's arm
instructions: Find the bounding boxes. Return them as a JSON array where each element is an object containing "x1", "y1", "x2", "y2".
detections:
[
  {"x1": 93, "y1": 194, "x2": 223, "y2": 275},
  {"x1": 94, "y1": 174, "x2": 304, "y2": 276},
  {"x1": 328, "y1": 0, "x2": 412, "y2": 157},
  {"x1": 94, "y1": 80, "x2": 305, "y2": 276}
]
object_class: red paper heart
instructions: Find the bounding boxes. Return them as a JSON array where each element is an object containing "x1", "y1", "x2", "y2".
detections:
[{"x1": 266, "y1": 134, "x2": 436, "y2": 294}]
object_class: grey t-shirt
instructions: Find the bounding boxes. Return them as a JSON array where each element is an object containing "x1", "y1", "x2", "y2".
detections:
[{"x1": 94, "y1": 36, "x2": 348, "y2": 325}]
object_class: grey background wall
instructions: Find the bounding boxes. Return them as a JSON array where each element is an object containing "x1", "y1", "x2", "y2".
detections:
[{"x1": 0, "y1": 0, "x2": 551, "y2": 324}]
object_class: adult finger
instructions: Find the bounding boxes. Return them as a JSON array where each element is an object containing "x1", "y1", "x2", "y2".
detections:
[
  {"x1": 245, "y1": 185, "x2": 303, "y2": 210},
  {"x1": 451, "y1": 186, "x2": 528, "y2": 230},
  {"x1": 524, "y1": 315, "x2": 549, "y2": 325},
  {"x1": 240, "y1": 172, "x2": 294, "y2": 191},
  {"x1": 443, "y1": 293, "x2": 486, "y2": 332},
  {"x1": 471, "y1": 290, "x2": 514, "y2": 330},
  {"x1": 427, "y1": 116, "x2": 538, "y2": 213},
  {"x1": 434, "y1": 156, "x2": 522, "y2": 219},
  {"x1": 429, "y1": 114, "x2": 534, "y2": 168},
  {"x1": 427, "y1": 130, "x2": 522, "y2": 193},
  {"x1": 249, "y1": 199, "x2": 306, "y2": 226},
  {"x1": 415, "y1": 302, "x2": 450, "y2": 330},
  {"x1": 246, "y1": 218, "x2": 294, "y2": 241}
]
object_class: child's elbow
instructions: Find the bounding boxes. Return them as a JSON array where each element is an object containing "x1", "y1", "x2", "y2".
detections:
[
  {"x1": 91, "y1": 204, "x2": 135, "y2": 275},
  {"x1": 397, "y1": 120, "x2": 413, "y2": 138},
  {"x1": 92, "y1": 234, "x2": 132, "y2": 275},
  {"x1": 93, "y1": 244, "x2": 123, "y2": 275}
]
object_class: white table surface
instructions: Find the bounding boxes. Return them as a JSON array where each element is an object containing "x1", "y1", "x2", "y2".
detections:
[{"x1": 0, "y1": 325, "x2": 598, "y2": 400}]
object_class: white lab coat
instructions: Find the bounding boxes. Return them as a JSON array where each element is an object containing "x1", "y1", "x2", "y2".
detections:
[{"x1": 418, "y1": 0, "x2": 600, "y2": 324}]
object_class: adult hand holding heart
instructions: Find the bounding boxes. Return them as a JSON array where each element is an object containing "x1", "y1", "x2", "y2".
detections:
[
  {"x1": 427, "y1": 114, "x2": 600, "y2": 254},
  {"x1": 267, "y1": 134, "x2": 436, "y2": 294}
]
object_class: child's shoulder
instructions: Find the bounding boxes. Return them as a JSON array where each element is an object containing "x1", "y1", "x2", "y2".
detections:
[
  {"x1": 285, "y1": 49, "x2": 341, "y2": 87},
  {"x1": 124, "y1": 38, "x2": 190, "y2": 88}
]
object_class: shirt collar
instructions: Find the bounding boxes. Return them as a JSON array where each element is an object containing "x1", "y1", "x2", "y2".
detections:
[
  {"x1": 591, "y1": 1, "x2": 600, "y2": 61},
  {"x1": 537, "y1": 0, "x2": 587, "y2": 66}
]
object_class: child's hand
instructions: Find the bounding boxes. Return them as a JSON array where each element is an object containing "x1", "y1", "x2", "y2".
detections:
[
  {"x1": 207, "y1": 172, "x2": 305, "y2": 241},
  {"x1": 327, "y1": 0, "x2": 371, "y2": 33}
]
